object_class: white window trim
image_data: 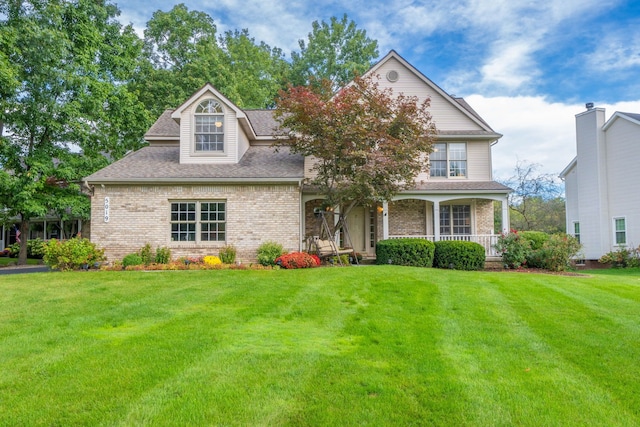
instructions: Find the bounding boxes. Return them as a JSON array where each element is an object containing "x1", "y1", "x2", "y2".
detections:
[
  {"x1": 429, "y1": 142, "x2": 468, "y2": 179},
  {"x1": 572, "y1": 221, "x2": 580, "y2": 243},
  {"x1": 613, "y1": 216, "x2": 627, "y2": 246},
  {"x1": 170, "y1": 200, "x2": 227, "y2": 244},
  {"x1": 192, "y1": 99, "x2": 227, "y2": 156}
]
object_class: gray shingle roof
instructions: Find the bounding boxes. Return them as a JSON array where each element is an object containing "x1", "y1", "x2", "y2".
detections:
[
  {"x1": 619, "y1": 112, "x2": 640, "y2": 122},
  {"x1": 85, "y1": 146, "x2": 304, "y2": 183},
  {"x1": 145, "y1": 109, "x2": 179, "y2": 138},
  {"x1": 245, "y1": 110, "x2": 280, "y2": 136},
  {"x1": 410, "y1": 180, "x2": 512, "y2": 192}
]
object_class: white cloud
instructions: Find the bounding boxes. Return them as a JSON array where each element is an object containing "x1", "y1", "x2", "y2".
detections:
[{"x1": 465, "y1": 95, "x2": 640, "y2": 180}]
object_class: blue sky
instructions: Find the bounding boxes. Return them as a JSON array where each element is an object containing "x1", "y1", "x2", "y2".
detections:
[{"x1": 115, "y1": 0, "x2": 640, "y2": 178}]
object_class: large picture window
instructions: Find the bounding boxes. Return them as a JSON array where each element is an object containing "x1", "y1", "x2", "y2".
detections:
[
  {"x1": 430, "y1": 142, "x2": 467, "y2": 178},
  {"x1": 440, "y1": 205, "x2": 471, "y2": 235},
  {"x1": 194, "y1": 99, "x2": 224, "y2": 152},
  {"x1": 171, "y1": 201, "x2": 226, "y2": 242}
]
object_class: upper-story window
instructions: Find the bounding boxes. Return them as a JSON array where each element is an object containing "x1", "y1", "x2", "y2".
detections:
[
  {"x1": 195, "y1": 99, "x2": 224, "y2": 152},
  {"x1": 430, "y1": 142, "x2": 467, "y2": 178}
]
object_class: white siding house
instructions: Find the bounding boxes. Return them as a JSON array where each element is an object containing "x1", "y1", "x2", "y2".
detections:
[{"x1": 561, "y1": 106, "x2": 640, "y2": 261}]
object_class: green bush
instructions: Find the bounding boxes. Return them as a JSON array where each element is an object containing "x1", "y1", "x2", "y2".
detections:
[
  {"x1": 536, "y1": 233, "x2": 582, "y2": 271},
  {"x1": 520, "y1": 231, "x2": 550, "y2": 268},
  {"x1": 599, "y1": 245, "x2": 640, "y2": 268},
  {"x1": 376, "y1": 238, "x2": 434, "y2": 267},
  {"x1": 494, "y1": 231, "x2": 531, "y2": 269},
  {"x1": 155, "y1": 246, "x2": 171, "y2": 264},
  {"x1": 9, "y1": 238, "x2": 46, "y2": 259},
  {"x1": 433, "y1": 240, "x2": 485, "y2": 270},
  {"x1": 43, "y1": 238, "x2": 106, "y2": 271},
  {"x1": 257, "y1": 241, "x2": 284, "y2": 266},
  {"x1": 122, "y1": 253, "x2": 143, "y2": 268},
  {"x1": 219, "y1": 245, "x2": 237, "y2": 264},
  {"x1": 138, "y1": 243, "x2": 155, "y2": 266}
]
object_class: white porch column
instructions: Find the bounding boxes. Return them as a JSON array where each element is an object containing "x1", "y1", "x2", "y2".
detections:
[
  {"x1": 382, "y1": 201, "x2": 389, "y2": 240},
  {"x1": 501, "y1": 197, "x2": 510, "y2": 234},
  {"x1": 433, "y1": 201, "x2": 440, "y2": 242}
]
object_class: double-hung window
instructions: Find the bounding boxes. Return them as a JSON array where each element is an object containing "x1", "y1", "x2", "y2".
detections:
[
  {"x1": 194, "y1": 99, "x2": 224, "y2": 152},
  {"x1": 573, "y1": 222, "x2": 580, "y2": 243},
  {"x1": 171, "y1": 201, "x2": 226, "y2": 242},
  {"x1": 440, "y1": 205, "x2": 471, "y2": 235},
  {"x1": 614, "y1": 217, "x2": 626, "y2": 245},
  {"x1": 430, "y1": 142, "x2": 467, "y2": 178}
]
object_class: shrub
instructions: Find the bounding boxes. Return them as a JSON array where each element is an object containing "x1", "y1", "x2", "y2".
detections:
[
  {"x1": 433, "y1": 241, "x2": 485, "y2": 270},
  {"x1": 138, "y1": 243, "x2": 155, "y2": 266},
  {"x1": 494, "y1": 231, "x2": 531, "y2": 269},
  {"x1": 9, "y1": 238, "x2": 46, "y2": 259},
  {"x1": 599, "y1": 245, "x2": 640, "y2": 268},
  {"x1": 203, "y1": 255, "x2": 222, "y2": 266},
  {"x1": 376, "y1": 238, "x2": 435, "y2": 267},
  {"x1": 155, "y1": 246, "x2": 171, "y2": 264},
  {"x1": 519, "y1": 231, "x2": 550, "y2": 268},
  {"x1": 257, "y1": 241, "x2": 284, "y2": 266},
  {"x1": 43, "y1": 238, "x2": 106, "y2": 271},
  {"x1": 275, "y1": 252, "x2": 318, "y2": 269},
  {"x1": 219, "y1": 245, "x2": 237, "y2": 264},
  {"x1": 536, "y1": 233, "x2": 582, "y2": 271},
  {"x1": 122, "y1": 253, "x2": 143, "y2": 268},
  {"x1": 331, "y1": 254, "x2": 350, "y2": 265}
]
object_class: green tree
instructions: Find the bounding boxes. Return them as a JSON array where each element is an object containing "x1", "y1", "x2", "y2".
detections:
[
  {"x1": 290, "y1": 14, "x2": 379, "y2": 92},
  {"x1": 275, "y1": 74, "x2": 436, "y2": 216},
  {"x1": 133, "y1": 5, "x2": 288, "y2": 116},
  {"x1": 0, "y1": 0, "x2": 148, "y2": 264},
  {"x1": 499, "y1": 161, "x2": 565, "y2": 233}
]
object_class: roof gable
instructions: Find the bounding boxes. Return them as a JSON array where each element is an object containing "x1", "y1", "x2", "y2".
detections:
[
  {"x1": 603, "y1": 111, "x2": 640, "y2": 131},
  {"x1": 171, "y1": 83, "x2": 246, "y2": 121},
  {"x1": 364, "y1": 50, "x2": 498, "y2": 135}
]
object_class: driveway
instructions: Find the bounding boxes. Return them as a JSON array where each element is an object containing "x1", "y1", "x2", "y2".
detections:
[{"x1": 0, "y1": 265, "x2": 52, "y2": 275}]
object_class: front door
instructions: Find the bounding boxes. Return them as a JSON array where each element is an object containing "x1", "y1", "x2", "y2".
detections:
[{"x1": 345, "y1": 206, "x2": 366, "y2": 253}]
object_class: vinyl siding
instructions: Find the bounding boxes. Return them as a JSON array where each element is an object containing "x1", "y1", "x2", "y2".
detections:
[{"x1": 179, "y1": 92, "x2": 239, "y2": 164}]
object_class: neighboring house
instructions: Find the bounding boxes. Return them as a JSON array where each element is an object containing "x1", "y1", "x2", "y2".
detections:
[
  {"x1": 0, "y1": 217, "x2": 88, "y2": 250},
  {"x1": 85, "y1": 50, "x2": 511, "y2": 262},
  {"x1": 561, "y1": 104, "x2": 640, "y2": 263}
]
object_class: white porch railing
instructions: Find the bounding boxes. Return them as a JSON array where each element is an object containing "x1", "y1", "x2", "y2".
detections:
[{"x1": 388, "y1": 234, "x2": 500, "y2": 257}]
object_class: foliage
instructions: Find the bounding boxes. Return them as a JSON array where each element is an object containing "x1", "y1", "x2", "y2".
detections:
[
  {"x1": 138, "y1": 243, "x2": 155, "y2": 266},
  {"x1": 494, "y1": 231, "x2": 531, "y2": 269},
  {"x1": 122, "y1": 253, "x2": 144, "y2": 268},
  {"x1": 433, "y1": 241, "x2": 485, "y2": 271},
  {"x1": 276, "y1": 73, "x2": 436, "y2": 212},
  {"x1": 132, "y1": 4, "x2": 288, "y2": 116},
  {"x1": 42, "y1": 238, "x2": 105, "y2": 271},
  {"x1": 154, "y1": 247, "x2": 172, "y2": 264},
  {"x1": 289, "y1": 14, "x2": 379, "y2": 92},
  {"x1": 203, "y1": 255, "x2": 222, "y2": 267},
  {"x1": 331, "y1": 254, "x2": 351, "y2": 266},
  {"x1": 219, "y1": 245, "x2": 237, "y2": 264},
  {"x1": 599, "y1": 246, "x2": 640, "y2": 268},
  {"x1": 499, "y1": 161, "x2": 565, "y2": 233},
  {"x1": 535, "y1": 233, "x2": 582, "y2": 271},
  {"x1": 0, "y1": 0, "x2": 149, "y2": 264},
  {"x1": 275, "y1": 252, "x2": 319, "y2": 269},
  {"x1": 376, "y1": 238, "x2": 435, "y2": 267},
  {"x1": 519, "y1": 231, "x2": 550, "y2": 268},
  {"x1": 256, "y1": 241, "x2": 285, "y2": 266},
  {"x1": 9, "y1": 238, "x2": 45, "y2": 259}
]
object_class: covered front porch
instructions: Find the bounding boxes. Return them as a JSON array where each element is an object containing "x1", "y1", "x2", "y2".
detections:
[{"x1": 302, "y1": 192, "x2": 509, "y2": 259}]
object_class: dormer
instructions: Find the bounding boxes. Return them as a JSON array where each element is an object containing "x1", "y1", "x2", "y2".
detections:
[{"x1": 171, "y1": 83, "x2": 256, "y2": 164}]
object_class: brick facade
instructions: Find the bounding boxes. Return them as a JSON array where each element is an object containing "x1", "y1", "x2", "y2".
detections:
[{"x1": 91, "y1": 184, "x2": 301, "y2": 262}]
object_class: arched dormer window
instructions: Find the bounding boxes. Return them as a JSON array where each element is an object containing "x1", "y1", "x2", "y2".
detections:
[{"x1": 194, "y1": 99, "x2": 224, "y2": 152}]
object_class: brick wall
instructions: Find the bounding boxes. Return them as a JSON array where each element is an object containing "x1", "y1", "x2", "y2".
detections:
[
  {"x1": 91, "y1": 184, "x2": 301, "y2": 262},
  {"x1": 388, "y1": 199, "x2": 427, "y2": 235},
  {"x1": 475, "y1": 199, "x2": 495, "y2": 235}
]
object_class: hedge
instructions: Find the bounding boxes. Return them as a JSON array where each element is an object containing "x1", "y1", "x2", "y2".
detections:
[
  {"x1": 433, "y1": 240, "x2": 485, "y2": 270},
  {"x1": 376, "y1": 238, "x2": 434, "y2": 267}
]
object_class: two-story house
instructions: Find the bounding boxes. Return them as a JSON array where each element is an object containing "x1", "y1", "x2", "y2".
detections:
[
  {"x1": 561, "y1": 104, "x2": 640, "y2": 263},
  {"x1": 85, "y1": 50, "x2": 511, "y2": 262}
]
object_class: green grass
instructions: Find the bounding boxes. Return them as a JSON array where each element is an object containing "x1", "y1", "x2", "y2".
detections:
[
  {"x1": 0, "y1": 267, "x2": 639, "y2": 426},
  {"x1": 0, "y1": 257, "x2": 42, "y2": 266}
]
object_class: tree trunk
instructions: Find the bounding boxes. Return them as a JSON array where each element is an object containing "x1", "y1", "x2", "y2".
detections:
[{"x1": 18, "y1": 220, "x2": 29, "y2": 265}]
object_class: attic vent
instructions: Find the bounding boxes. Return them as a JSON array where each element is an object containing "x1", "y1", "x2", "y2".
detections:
[{"x1": 386, "y1": 70, "x2": 399, "y2": 82}]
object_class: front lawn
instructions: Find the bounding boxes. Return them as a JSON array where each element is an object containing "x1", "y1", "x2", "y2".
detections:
[{"x1": 1, "y1": 267, "x2": 639, "y2": 426}]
